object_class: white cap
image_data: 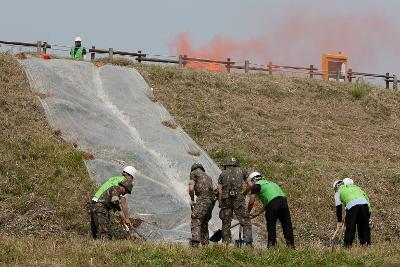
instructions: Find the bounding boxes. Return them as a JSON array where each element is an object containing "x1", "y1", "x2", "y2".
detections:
[
  {"x1": 248, "y1": 171, "x2": 262, "y2": 181},
  {"x1": 343, "y1": 178, "x2": 354, "y2": 185},
  {"x1": 332, "y1": 180, "x2": 343, "y2": 190},
  {"x1": 123, "y1": 166, "x2": 136, "y2": 177},
  {"x1": 74, "y1": 36, "x2": 82, "y2": 42}
]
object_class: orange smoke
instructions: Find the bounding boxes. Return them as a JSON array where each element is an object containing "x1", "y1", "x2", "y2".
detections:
[
  {"x1": 265, "y1": 13, "x2": 400, "y2": 70},
  {"x1": 173, "y1": 32, "x2": 265, "y2": 71},
  {"x1": 170, "y1": 13, "x2": 400, "y2": 73}
]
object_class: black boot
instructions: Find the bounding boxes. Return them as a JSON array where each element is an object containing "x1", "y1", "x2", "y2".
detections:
[{"x1": 190, "y1": 240, "x2": 200, "y2": 248}]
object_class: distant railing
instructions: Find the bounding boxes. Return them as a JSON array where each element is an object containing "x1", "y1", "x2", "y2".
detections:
[{"x1": 0, "y1": 39, "x2": 398, "y2": 90}]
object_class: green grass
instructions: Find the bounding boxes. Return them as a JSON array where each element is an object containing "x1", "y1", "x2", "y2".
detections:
[
  {"x1": 0, "y1": 236, "x2": 399, "y2": 266},
  {"x1": 349, "y1": 83, "x2": 371, "y2": 100}
]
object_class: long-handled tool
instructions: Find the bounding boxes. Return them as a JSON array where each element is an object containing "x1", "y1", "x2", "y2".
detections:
[
  {"x1": 121, "y1": 218, "x2": 146, "y2": 241},
  {"x1": 210, "y1": 213, "x2": 262, "y2": 242},
  {"x1": 116, "y1": 213, "x2": 146, "y2": 241},
  {"x1": 331, "y1": 220, "x2": 345, "y2": 251},
  {"x1": 235, "y1": 225, "x2": 245, "y2": 247}
]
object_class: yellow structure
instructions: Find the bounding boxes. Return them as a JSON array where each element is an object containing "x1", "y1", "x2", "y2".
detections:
[{"x1": 322, "y1": 53, "x2": 348, "y2": 81}]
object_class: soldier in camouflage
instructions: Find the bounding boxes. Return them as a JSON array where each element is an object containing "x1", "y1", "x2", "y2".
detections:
[
  {"x1": 189, "y1": 163, "x2": 216, "y2": 247},
  {"x1": 92, "y1": 179, "x2": 133, "y2": 239},
  {"x1": 218, "y1": 157, "x2": 253, "y2": 246},
  {"x1": 89, "y1": 166, "x2": 136, "y2": 239}
]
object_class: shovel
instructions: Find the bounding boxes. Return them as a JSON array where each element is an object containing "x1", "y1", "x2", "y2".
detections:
[
  {"x1": 118, "y1": 215, "x2": 147, "y2": 241},
  {"x1": 121, "y1": 218, "x2": 146, "y2": 241},
  {"x1": 210, "y1": 213, "x2": 262, "y2": 243},
  {"x1": 330, "y1": 220, "x2": 345, "y2": 251}
]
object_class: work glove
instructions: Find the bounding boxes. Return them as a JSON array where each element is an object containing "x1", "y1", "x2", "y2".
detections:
[{"x1": 190, "y1": 200, "x2": 195, "y2": 210}]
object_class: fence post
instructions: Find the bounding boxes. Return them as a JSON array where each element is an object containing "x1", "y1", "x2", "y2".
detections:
[
  {"x1": 183, "y1": 55, "x2": 187, "y2": 67},
  {"x1": 137, "y1": 50, "x2": 142, "y2": 63},
  {"x1": 226, "y1": 58, "x2": 231, "y2": 73},
  {"x1": 244, "y1": 60, "x2": 250, "y2": 73},
  {"x1": 42, "y1": 42, "x2": 47, "y2": 54},
  {"x1": 348, "y1": 68, "x2": 352, "y2": 83},
  {"x1": 178, "y1": 55, "x2": 183, "y2": 67},
  {"x1": 386, "y1": 73, "x2": 390, "y2": 89},
  {"x1": 36, "y1": 41, "x2": 42, "y2": 54},
  {"x1": 393, "y1": 74, "x2": 398, "y2": 90},
  {"x1": 109, "y1": 48, "x2": 113, "y2": 61},
  {"x1": 309, "y1": 64, "x2": 314, "y2": 78},
  {"x1": 268, "y1": 61, "x2": 273, "y2": 75},
  {"x1": 91, "y1": 46, "x2": 95, "y2": 62}
]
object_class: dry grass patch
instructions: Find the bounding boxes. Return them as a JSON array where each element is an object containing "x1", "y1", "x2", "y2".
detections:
[
  {"x1": 187, "y1": 150, "x2": 201, "y2": 157},
  {"x1": 83, "y1": 152, "x2": 95, "y2": 160},
  {"x1": 147, "y1": 92, "x2": 158, "y2": 102},
  {"x1": 161, "y1": 119, "x2": 178, "y2": 129},
  {"x1": 33, "y1": 91, "x2": 50, "y2": 99}
]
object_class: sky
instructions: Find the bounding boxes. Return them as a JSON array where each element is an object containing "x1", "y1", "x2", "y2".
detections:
[{"x1": 1, "y1": 0, "x2": 399, "y2": 76}]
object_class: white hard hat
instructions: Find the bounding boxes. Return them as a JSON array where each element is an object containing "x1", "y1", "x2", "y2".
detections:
[
  {"x1": 343, "y1": 178, "x2": 354, "y2": 185},
  {"x1": 123, "y1": 166, "x2": 136, "y2": 177},
  {"x1": 74, "y1": 36, "x2": 82, "y2": 42},
  {"x1": 248, "y1": 171, "x2": 262, "y2": 181},
  {"x1": 332, "y1": 180, "x2": 343, "y2": 190}
]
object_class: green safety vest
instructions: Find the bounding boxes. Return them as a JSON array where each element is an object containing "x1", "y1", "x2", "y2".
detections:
[
  {"x1": 70, "y1": 46, "x2": 85, "y2": 60},
  {"x1": 338, "y1": 184, "x2": 371, "y2": 212},
  {"x1": 94, "y1": 176, "x2": 125, "y2": 199},
  {"x1": 256, "y1": 179, "x2": 285, "y2": 205}
]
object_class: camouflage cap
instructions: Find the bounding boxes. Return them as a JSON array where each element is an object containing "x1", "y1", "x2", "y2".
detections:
[
  {"x1": 222, "y1": 157, "x2": 238, "y2": 167},
  {"x1": 119, "y1": 180, "x2": 133, "y2": 194},
  {"x1": 191, "y1": 162, "x2": 205, "y2": 172}
]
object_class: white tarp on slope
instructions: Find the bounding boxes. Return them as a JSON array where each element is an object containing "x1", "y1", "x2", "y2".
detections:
[{"x1": 21, "y1": 58, "x2": 222, "y2": 242}]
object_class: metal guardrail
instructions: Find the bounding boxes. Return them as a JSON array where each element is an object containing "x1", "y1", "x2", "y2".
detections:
[{"x1": 0, "y1": 39, "x2": 398, "y2": 89}]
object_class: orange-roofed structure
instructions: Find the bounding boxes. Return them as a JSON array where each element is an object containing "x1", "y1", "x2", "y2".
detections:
[{"x1": 322, "y1": 52, "x2": 348, "y2": 81}]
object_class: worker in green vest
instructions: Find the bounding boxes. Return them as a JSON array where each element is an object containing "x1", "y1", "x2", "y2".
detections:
[
  {"x1": 247, "y1": 171, "x2": 294, "y2": 248},
  {"x1": 89, "y1": 165, "x2": 136, "y2": 239},
  {"x1": 333, "y1": 178, "x2": 371, "y2": 247},
  {"x1": 70, "y1": 36, "x2": 87, "y2": 60}
]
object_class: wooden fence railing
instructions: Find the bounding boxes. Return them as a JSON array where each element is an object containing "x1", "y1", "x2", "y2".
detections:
[{"x1": 0, "y1": 40, "x2": 398, "y2": 89}]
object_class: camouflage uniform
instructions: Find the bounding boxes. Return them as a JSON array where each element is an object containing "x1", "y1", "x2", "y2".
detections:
[
  {"x1": 92, "y1": 185, "x2": 124, "y2": 240},
  {"x1": 218, "y1": 165, "x2": 252, "y2": 244},
  {"x1": 190, "y1": 168, "x2": 215, "y2": 246}
]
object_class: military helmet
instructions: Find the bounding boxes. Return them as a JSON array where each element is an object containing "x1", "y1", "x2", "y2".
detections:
[
  {"x1": 119, "y1": 180, "x2": 133, "y2": 194},
  {"x1": 222, "y1": 157, "x2": 238, "y2": 167},
  {"x1": 191, "y1": 163, "x2": 205, "y2": 172}
]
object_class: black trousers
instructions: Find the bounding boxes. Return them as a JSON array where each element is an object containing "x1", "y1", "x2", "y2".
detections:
[
  {"x1": 89, "y1": 200, "x2": 98, "y2": 239},
  {"x1": 344, "y1": 204, "x2": 371, "y2": 247},
  {"x1": 265, "y1": 197, "x2": 294, "y2": 248},
  {"x1": 90, "y1": 211, "x2": 97, "y2": 239}
]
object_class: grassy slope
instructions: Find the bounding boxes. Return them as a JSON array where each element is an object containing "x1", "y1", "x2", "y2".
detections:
[
  {"x1": 1, "y1": 54, "x2": 399, "y2": 266},
  {"x1": 128, "y1": 61, "x2": 400, "y2": 244},
  {"x1": 0, "y1": 53, "x2": 95, "y2": 236}
]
